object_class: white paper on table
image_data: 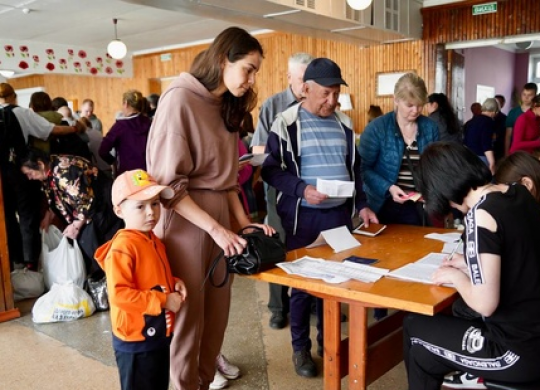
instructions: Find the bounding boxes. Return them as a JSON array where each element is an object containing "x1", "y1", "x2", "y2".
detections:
[
  {"x1": 277, "y1": 256, "x2": 389, "y2": 284},
  {"x1": 442, "y1": 242, "x2": 464, "y2": 255},
  {"x1": 387, "y1": 263, "x2": 439, "y2": 285},
  {"x1": 306, "y1": 226, "x2": 360, "y2": 253},
  {"x1": 386, "y1": 252, "x2": 454, "y2": 287},
  {"x1": 424, "y1": 232, "x2": 462, "y2": 243},
  {"x1": 250, "y1": 153, "x2": 269, "y2": 166},
  {"x1": 415, "y1": 253, "x2": 447, "y2": 266},
  {"x1": 316, "y1": 179, "x2": 354, "y2": 198}
]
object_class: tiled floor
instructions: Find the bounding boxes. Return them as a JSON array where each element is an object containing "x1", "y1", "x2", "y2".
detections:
[{"x1": 0, "y1": 276, "x2": 409, "y2": 389}]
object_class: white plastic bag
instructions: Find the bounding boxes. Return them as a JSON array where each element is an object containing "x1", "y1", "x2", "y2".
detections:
[
  {"x1": 11, "y1": 268, "x2": 45, "y2": 302},
  {"x1": 42, "y1": 233, "x2": 87, "y2": 290},
  {"x1": 32, "y1": 282, "x2": 96, "y2": 323},
  {"x1": 39, "y1": 225, "x2": 63, "y2": 270}
]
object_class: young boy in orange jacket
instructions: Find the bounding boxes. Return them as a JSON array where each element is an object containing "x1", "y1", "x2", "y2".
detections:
[{"x1": 95, "y1": 169, "x2": 187, "y2": 390}]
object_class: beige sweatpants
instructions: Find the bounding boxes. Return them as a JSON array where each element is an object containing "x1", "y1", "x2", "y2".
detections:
[{"x1": 156, "y1": 190, "x2": 231, "y2": 390}]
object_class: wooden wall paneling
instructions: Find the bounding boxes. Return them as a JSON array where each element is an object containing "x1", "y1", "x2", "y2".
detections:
[
  {"x1": 8, "y1": 32, "x2": 428, "y2": 139},
  {"x1": 423, "y1": 0, "x2": 540, "y2": 43},
  {"x1": 148, "y1": 78, "x2": 161, "y2": 95}
]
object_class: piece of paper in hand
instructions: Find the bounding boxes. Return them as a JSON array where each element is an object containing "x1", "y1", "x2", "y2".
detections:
[
  {"x1": 306, "y1": 225, "x2": 360, "y2": 253},
  {"x1": 316, "y1": 179, "x2": 355, "y2": 198}
]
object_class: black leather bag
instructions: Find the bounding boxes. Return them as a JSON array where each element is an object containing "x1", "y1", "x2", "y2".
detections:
[{"x1": 205, "y1": 225, "x2": 286, "y2": 288}]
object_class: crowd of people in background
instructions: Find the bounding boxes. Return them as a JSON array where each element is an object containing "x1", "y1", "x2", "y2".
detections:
[{"x1": 2, "y1": 24, "x2": 540, "y2": 390}]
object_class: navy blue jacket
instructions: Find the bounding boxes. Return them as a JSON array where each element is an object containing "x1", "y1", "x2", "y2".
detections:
[{"x1": 261, "y1": 103, "x2": 367, "y2": 235}]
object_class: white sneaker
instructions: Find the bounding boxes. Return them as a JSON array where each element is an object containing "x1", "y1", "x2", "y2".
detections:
[
  {"x1": 443, "y1": 371, "x2": 487, "y2": 389},
  {"x1": 216, "y1": 353, "x2": 240, "y2": 380},
  {"x1": 209, "y1": 370, "x2": 228, "y2": 390}
]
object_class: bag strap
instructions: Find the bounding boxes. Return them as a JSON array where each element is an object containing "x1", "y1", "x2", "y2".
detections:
[
  {"x1": 201, "y1": 226, "x2": 262, "y2": 289},
  {"x1": 201, "y1": 250, "x2": 229, "y2": 289}
]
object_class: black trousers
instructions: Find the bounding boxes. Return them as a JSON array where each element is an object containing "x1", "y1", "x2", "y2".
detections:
[
  {"x1": 2, "y1": 167, "x2": 24, "y2": 267},
  {"x1": 403, "y1": 313, "x2": 540, "y2": 390},
  {"x1": 268, "y1": 283, "x2": 290, "y2": 315},
  {"x1": 115, "y1": 347, "x2": 170, "y2": 390},
  {"x1": 15, "y1": 173, "x2": 43, "y2": 266}
]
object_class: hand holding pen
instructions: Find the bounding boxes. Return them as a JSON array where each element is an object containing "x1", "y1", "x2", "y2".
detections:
[
  {"x1": 442, "y1": 239, "x2": 466, "y2": 269},
  {"x1": 448, "y1": 239, "x2": 462, "y2": 261}
]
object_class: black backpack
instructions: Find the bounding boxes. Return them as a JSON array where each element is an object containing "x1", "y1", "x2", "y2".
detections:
[{"x1": 0, "y1": 105, "x2": 26, "y2": 169}]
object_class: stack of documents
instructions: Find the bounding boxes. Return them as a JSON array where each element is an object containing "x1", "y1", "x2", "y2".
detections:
[{"x1": 278, "y1": 256, "x2": 389, "y2": 284}]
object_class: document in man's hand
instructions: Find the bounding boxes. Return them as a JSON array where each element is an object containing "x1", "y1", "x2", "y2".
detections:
[{"x1": 316, "y1": 179, "x2": 354, "y2": 198}]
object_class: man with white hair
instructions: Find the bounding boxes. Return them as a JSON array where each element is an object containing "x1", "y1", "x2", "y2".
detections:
[
  {"x1": 252, "y1": 52, "x2": 314, "y2": 330},
  {"x1": 262, "y1": 58, "x2": 377, "y2": 377}
]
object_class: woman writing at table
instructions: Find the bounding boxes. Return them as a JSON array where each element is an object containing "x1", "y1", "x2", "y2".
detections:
[{"x1": 403, "y1": 142, "x2": 540, "y2": 389}]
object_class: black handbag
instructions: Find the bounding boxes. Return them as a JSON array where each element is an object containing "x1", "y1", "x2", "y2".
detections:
[{"x1": 205, "y1": 225, "x2": 286, "y2": 288}]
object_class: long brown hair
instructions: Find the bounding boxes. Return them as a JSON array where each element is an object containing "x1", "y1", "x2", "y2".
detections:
[
  {"x1": 495, "y1": 151, "x2": 540, "y2": 202},
  {"x1": 190, "y1": 27, "x2": 264, "y2": 132}
]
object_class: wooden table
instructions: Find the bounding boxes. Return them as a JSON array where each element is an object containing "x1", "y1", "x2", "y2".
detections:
[{"x1": 251, "y1": 224, "x2": 457, "y2": 390}]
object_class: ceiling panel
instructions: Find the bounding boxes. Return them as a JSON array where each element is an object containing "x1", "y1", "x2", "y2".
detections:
[{"x1": 0, "y1": 0, "x2": 476, "y2": 56}]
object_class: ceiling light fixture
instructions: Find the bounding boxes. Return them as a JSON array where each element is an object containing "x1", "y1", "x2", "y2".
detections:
[
  {"x1": 107, "y1": 18, "x2": 127, "y2": 60},
  {"x1": 0, "y1": 70, "x2": 15, "y2": 78},
  {"x1": 346, "y1": 0, "x2": 373, "y2": 11}
]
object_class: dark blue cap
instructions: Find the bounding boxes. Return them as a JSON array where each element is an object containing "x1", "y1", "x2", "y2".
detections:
[{"x1": 303, "y1": 58, "x2": 348, "y2": 87}]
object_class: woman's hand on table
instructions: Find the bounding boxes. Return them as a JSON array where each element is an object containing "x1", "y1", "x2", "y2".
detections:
[
  {"x1": 433, "y1": 254, "x2": 469, "y2": 286},
  {"x1": 432, "y1": 265, "x2": 468, "y2": 286},
  {"x1": 441, "y1": 253, "x2": 467, "y2": 270}
]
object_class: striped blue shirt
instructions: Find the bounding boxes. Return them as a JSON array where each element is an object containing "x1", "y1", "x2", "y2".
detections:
[{"x1": 299, "y1": 108, "x2": 350, "y2": 209}]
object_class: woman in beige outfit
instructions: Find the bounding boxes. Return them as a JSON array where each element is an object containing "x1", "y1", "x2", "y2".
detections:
[{"x1": 146, "y1": 27, "x2": 274, "y2": 390}]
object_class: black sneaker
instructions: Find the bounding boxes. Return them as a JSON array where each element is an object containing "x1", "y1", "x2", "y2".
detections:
[
  {"x1": 292, "y1": 350, "x2": 317, "y2": 377},
  {"x1": 269, "y1": 312, "x2": 287, "y2": 329}
]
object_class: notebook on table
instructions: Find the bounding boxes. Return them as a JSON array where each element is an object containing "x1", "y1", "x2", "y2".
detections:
[{"x1": 352, "y1": 223, "x2": 387, "y2": 237}]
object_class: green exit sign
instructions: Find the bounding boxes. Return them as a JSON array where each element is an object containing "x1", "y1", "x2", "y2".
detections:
[{"x1": 472, "y1": 2, "x2": 497, "y2": 15}]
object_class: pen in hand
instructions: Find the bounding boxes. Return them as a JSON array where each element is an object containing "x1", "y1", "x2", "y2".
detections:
[{"x1": 447, "y1": 239, "x2": 462, "y2": 262}]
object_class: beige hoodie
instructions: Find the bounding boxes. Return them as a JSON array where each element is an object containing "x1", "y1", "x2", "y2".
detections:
[{"x1": 146, "y1": 72, "x2": 238, "y2": 209}]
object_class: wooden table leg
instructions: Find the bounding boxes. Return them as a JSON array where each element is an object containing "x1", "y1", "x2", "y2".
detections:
[
  {"x1": 348, "y1": 303, "x2": 368, "y2": 390},
  {"x1": 323, "y1": 299, "x2": 342, "y2": 390}
]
